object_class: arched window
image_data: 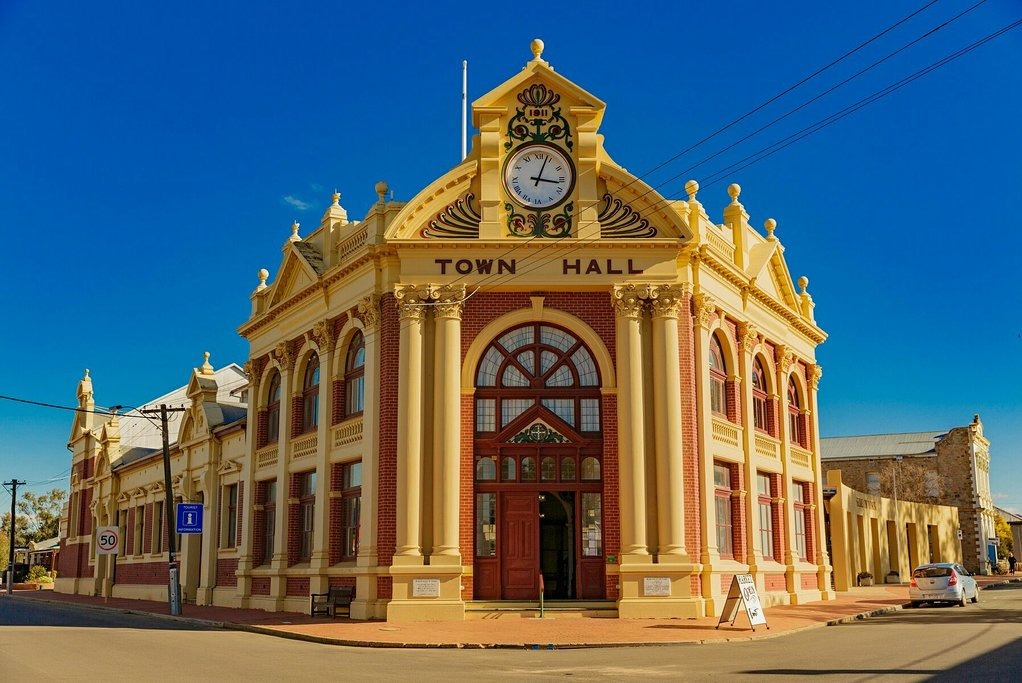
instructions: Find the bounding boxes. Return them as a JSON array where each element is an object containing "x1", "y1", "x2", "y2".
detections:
[
  {"x1": 344, "y1": 331, "x2": 366, "y2": 417},
  {"x1": 266, "y1": 372, "x2": 281, "y2": 444},
  {"x1": 752, "y1": 358, "x2": 769, "y2": 433},
  {"x1": 709, "y1": 335, "x2": 728, "y2": 416},
  {"x1": 787, "y1": 378, "x2": 804, "y2": 447},
  {"x1": 302, "y1": 352, "x2": 320, "y2": 433}
]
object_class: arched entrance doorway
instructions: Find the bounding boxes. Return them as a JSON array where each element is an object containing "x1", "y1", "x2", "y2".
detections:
[{"x1": 472, "y1": 323, "x2": 605, "y2": 601}]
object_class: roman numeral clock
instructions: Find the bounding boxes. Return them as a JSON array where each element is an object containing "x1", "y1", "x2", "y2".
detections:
[{"x1": 503, "y1": 143, "x2": 576, "y2": 237}]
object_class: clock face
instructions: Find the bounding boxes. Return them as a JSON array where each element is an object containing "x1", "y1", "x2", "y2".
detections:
[{"x1": 503, "y1": 144, "x2": 574, "y2": 209}]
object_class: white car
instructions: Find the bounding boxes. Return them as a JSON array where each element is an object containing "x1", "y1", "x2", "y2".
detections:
[{"x1": 909, "y1": 562, "x2": 979, "y2": 607}]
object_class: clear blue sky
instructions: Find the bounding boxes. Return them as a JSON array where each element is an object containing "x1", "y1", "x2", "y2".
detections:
[{"x1": 2, "y1": 1, "x2": 1019, "y2": 513}]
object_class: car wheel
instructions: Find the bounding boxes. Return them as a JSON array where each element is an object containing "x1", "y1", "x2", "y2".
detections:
[
  {"x1": 971, "y1": 590, "x2": 979, "y2": 604},
  {"x1": 958, "y1": 597, "x2": 966, "y2": 607},
  {"x1": 910, "y1": 601, "x2": 922, "y2": 608}
]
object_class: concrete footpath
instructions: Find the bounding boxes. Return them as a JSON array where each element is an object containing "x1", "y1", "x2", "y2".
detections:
[{"x1": 5, "y1": 576, "x2": 1016, "y2": 649}]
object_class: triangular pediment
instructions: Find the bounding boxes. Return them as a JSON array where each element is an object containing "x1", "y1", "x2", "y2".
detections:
[
  {"x1": 747, "y1": 241, "x2": 799, "y2": 311},
  {"x1": 268, "y1": 243, "x2": 323, "y2": 309},
  {"x1": 217, "y1": 459, "x2": 242, "y2": 475}
]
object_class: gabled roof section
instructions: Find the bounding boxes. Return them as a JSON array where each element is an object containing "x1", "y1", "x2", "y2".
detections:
[
  {"x1": 268, "y1": 240, "x2": 325, "y2": 309},
  {"x1": 472, "y1": 41, "x2": 606, "y2": 129},
  {"x1": 746, "y1": 239, "x2": 799, "y2": 310},
  {"x1": 821, "y1": 432, "x2": 947, "y2": 460}
]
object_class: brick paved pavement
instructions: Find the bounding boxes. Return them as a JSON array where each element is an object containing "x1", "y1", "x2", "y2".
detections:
[{"x1": 5, "y1": 577, "x2": 1015, "y2": 649}]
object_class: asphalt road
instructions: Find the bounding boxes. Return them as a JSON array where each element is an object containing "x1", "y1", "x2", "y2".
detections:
[{"x1": 2, "y1": 584, "x2": 1020, "y2": 682}]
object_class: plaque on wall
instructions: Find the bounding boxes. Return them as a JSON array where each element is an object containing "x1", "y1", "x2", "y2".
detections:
[
  {"x1": 412, "y1": 578, "x2": 441, "y2": 598},
  {"x1": 643, "y1": 576, "x2": 671, "y2": 597}
]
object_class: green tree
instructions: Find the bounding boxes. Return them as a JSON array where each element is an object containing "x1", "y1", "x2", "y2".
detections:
[
  {"x1": 17, "y1": 489, "x2": 67, "y2": 543},
  {"x1": 994, "y1": 514, "x2": 1013, "y2": 558},
  {"x1": 0, "y1": 529, "x2": 8, "y2": 572},
  {"x1": 1, "y1": 511, "x2": 29, "y2": 549}
]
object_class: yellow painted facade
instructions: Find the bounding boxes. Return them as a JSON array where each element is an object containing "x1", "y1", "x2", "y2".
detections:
[{"x1": 59, "y1": 40, "x2": 836, "y2": 621}]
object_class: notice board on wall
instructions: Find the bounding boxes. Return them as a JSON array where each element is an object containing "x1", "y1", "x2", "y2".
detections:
[{"x1": 716, "y1": 574, "x2": 769, "y2": 632}]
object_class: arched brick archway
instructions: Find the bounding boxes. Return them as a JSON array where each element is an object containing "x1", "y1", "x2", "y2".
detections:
[{"x1": 471, "y1": 322, "x2": 605, "y2": 600}]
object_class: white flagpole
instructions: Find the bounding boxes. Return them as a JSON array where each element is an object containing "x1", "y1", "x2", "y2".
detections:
[{"x1": 461, "y1": 60, "x2": 468, "y2": 161}]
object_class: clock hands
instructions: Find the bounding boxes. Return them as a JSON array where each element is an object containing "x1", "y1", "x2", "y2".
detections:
[
  {"x1": 533, "y1": 155, "x2": 549, "y2": 187},
  {"x1": 530, "y1": 176, "x2": 562, "y2": 184}
]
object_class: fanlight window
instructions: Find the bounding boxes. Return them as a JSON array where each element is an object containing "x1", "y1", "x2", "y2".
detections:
[
  {"x1": 475, "y1": 323, "x2": 602, "y2": 433},
  {"x1": 344, "y1": 331, "x2": 365, "y2": 417},
  {"x1": 709, "y1": 335, "x2": 728, "y2": 417}
]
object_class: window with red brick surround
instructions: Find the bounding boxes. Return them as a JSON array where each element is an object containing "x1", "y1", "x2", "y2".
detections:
[
  {"x1": 792, "y1": 481, "x2": 808, "y2": 561},
  {"x1": 709, "y1": 335, "x2": 729, "y2": 417},
  {"x1": 301, "y1": 353, "x2": 320, "y2": 434},
  {"x1": 298, "y1": 471, "x2": 316, "y2": 562},
  {"x1": 266, "y1": 371, "x2": 281, "y2": 444},
  {"x1": 344, "y1": 332, "x2": 365, "y2": 418},
  {"x1": 714, "y1": 462, "x2": 734, "y2": 558},
  {"x1": 339, "y1": 462, "x2": 362, "y2": 561},
  {"x1": 752, "y1": 358, "x2": 770, "y2": 434},
  {"x1": 787, "y1": 378, "x2": 806, "y2": 448}
]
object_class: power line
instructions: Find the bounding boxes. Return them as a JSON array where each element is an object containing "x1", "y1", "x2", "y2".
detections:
[
  {"x1": 0, "y1": 393, "x2": 184, "y2": 420},
  {"x1": 386, "y1": 2, "x2": 1002, "y2": 303}
]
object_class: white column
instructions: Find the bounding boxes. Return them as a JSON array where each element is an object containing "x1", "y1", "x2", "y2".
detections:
[
  {"x1": 311, "y1": 322, "x2": 336, "y2": 576},
  {"x1": 737, "y1": 322, "x2": 760, "y2": 568},
  {"x1": 395, "y1": 285, "x2": 426, "y2": 561},
  {"x1": 650, "y1": 285, "x2": 687, "y2": 557},
  {"x1": 613, "y1": 285, "x2": 648, "y2": 557},
  {"x1": 432, "y1": 285, "x2": 465, "y2": 561}
]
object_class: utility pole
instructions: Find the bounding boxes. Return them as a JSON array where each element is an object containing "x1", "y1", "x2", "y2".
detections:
[
  {"x1": 140, "y1": 405, "x2": 186, "y2": 615},
  {"x1": 4, "y1": 479, "x2": 26, "y2": 594}
]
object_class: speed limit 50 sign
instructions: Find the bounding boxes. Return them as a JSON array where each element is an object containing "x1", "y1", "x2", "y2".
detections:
[{"x1": 96, "y1": 526, "x2": 120, "y2": 555}]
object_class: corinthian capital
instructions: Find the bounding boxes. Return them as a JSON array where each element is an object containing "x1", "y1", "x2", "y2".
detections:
[
  {"x1": 310, "y1": 319, "x2": 337, "y2": 352},
  {"x1": 357, "y1": 294, "x2": 381, "y2": 330},
  {"x1": 738, "y1": 321, "x2": 759, "y2": 353},
  {"x1": 433, "y1": 283, "x2": 467, "y2": 319},
  {"x1": 648, "y1": 284, "x2": 690, "y2": 318},
  {"x1": 809, "y1": 364, "x2": 823, "y2": 389},
  {"x1": 692, "y1": 292, "x2": 716, "y2": 328},
  {"x1": 612, "y1": 284, "x2": 648, "y2": 318},
  {"x1": 274, "y1": 341, "x2": 295, "y2": 372},
  {"x1": 394, "y1": 284, "x2": 428, "y2": 321}
]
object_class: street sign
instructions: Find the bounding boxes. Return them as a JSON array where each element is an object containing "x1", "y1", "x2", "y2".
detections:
[
  {"x1": 96, "y1": 526, "x2": 120, "y2": 555},
  {"x1": 176, "y1": 503, "x2": 203, "y2": 534},
  {"x1": 717, "y1": 573, "x2": 769, "y2": 632}
]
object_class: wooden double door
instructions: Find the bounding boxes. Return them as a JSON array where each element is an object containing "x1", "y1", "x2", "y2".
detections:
[{"x1": 478, "y1": 489, "x2": 604, "y2": 601}]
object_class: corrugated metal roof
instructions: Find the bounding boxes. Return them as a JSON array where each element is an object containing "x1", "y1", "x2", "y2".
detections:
[{"x1": 820, "y1": 431, "x2": 946, "y2": 460}]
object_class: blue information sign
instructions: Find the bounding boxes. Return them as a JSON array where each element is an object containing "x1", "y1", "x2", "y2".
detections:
[{"x1": 176, "y1": 503, "x2": 204, "y2": 534}]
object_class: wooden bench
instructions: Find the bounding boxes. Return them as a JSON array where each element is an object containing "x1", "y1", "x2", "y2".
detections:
[{"x1": 310, "y1": 586, "x2": 354, "y2": 617}]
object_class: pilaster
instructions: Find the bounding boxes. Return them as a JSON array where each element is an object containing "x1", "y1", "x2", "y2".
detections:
[{"x1": 394, "y1": 284, "x2": 427, "y2": 563}]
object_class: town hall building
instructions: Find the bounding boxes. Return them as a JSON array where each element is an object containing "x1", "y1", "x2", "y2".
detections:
[{"x1": 58, "y1": 40, "x2": 833, "y2": 620}]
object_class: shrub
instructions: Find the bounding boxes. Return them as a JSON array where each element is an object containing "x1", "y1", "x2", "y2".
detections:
[{"x1": 26, "y1": 565, "x2": 50, "y2": 582}]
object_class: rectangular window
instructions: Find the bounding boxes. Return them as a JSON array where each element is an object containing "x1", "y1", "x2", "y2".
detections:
[
  {"x1": 758, "y1": 473, "x2": 774, "y2": 560},
  {"x1": 263, "y1": 481, "x2": 277, "y2": 566},
  {"x1": 222, "y1": 483, "x2": 238, "y2": 548},
  {"x1": 710, "y1": 378, "x2": 726, "y2": 415},
  {"x1": 133, "y1": 505, "x2": 145, "y2": 555},
  {"x1": 580, "y1": 398, "x2": 600, "y2": 432},
  {"x1": 152, "y1": 501, "x2": 163, "y2": 555},
  {"x1": 475, "y1": 398, "x2": 496, "y2": 432},
  {"x1": 346, "y1": 375, "x2": 365, "y2": 416},
  {"x1": 714, "y1": 463, "x2": 733, "y2": 557},
  {"x1": 788, "y1": 410, "x2": 801, "y2": 447},
  {"x1": 581, "y1": 493, "x2": 603, "y2": 557},
  {"x1": 340, "y1": 462, "x2": 362, "y2": 561},
  {"x1": 476, "y1": 493, "x2": 496, "y2": 557},
  {"x1": 299, "y1": 472, "x2": 316, "y2": 562},
  {"x1": 792, "y1": 482, "x2": 807, "y2": 561},
  {"x1": 753, "y1": 396, "x2": 768, "y2": 432}
]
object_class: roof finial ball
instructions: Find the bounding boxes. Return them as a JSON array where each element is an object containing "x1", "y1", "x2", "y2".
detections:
[
  {"x1": 375, "y1": 180, "x2": 389, "y2": 202},
  {"x1": 764, "y1": 218, "x2": 777, "y2": 240},
  {"x1": 685, "y1": 179, "x2": 699, "y2": 201},
  {"x1": 727, "y1": 183, "x2": 741, "y2": 205},
  {"x1": 257, "y1": 268, "x2": 269, "y2": 291},
  {"x1": 798, "y1": 276, "x2": 809, "y2": 294},
  {"x1": 332, "y1": 190, "x2": 341, "y2": 205},
  {"x1": 531, "y1": 38, "x2": 544, "y2": 61}
]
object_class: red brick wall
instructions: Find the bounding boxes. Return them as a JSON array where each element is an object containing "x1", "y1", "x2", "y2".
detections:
[
  {"x1": 679, "y1": 297, "x2": 701, "y2": 578},
  {"x1": 252, "y1": 480, "x2": 267, "y2": 566},
  {"x1": 460, "y1": 393, "x2": 475, "y2": 598},
  {"x1": 731, "y1": 463, "x2": 747, "y2": 563},
  {"x1": 257, "y1": 409, "x2": 268, "y2": 449},
  {"x1": 251, "y1": 576, "x2": 270, "y2": 595},
  {"x1": 376, "y1": 293, "x2": 399, "y2": 566},
  {"x1": 116, "y1": 560, "x2": 169, "y2": 585},
  {"x1": 287, "y1": 473, "x2": 301, "y2": 567},
  {"x1": 764, "y1": 572, "x2": 786, "y2": 591},
  {"x1": 216, "y1": 557, "x2": 239, "y2": 587},
  {"x1": 290, "y1": 395, "x2": 303, "y2": 439},
  {"x1": 286, "y1": 576, "x2": 309, "y2": 596},
  {"x1": 603, "y1": 393, "x2": 619, "y2": 600},
  {"x1": 329, "y1": 462, "x2": 342, "y2": 565},
  {"x1": 331, "y1": 378, "x2": 344, "y2": 424}
]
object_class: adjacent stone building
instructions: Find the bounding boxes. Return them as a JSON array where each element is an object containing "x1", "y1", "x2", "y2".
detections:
[
  {"x1": 821, "y1": 415, "x2": 994, "y2": 574},
  {"x1": 57, "y1": 40, "x2": 834, "y2": 620}
]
